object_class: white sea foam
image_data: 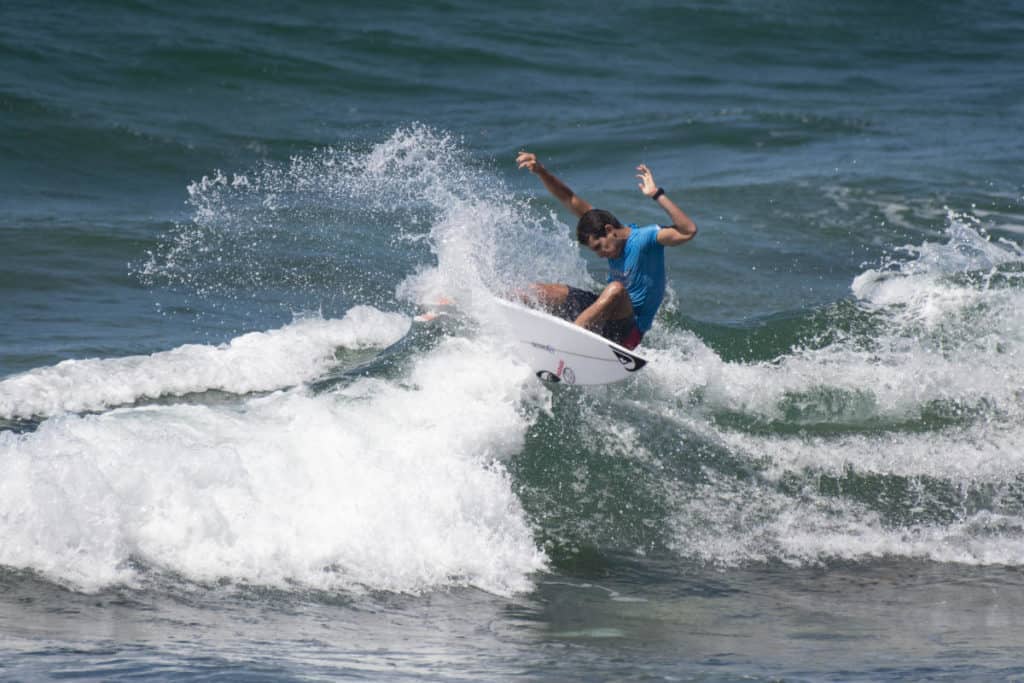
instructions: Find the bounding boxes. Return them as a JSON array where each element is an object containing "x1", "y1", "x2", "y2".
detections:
[
  {"x1": 640, "y1": 213, "x2": 1024, "y2": 567},
  {"x1": 0, "y1": 306, "x2": 410, "y2": 420},
  {"x1": 7, "y1": 128, "x2": 1024, "y2": 592},
  {"x1": 672, "y1": 473, "x2": 1024, "y2": 567},
  {"x1": 0, "y1": 334, "x2": 547, "y2": 595},
  {"x1": 647, "y1": 214, "x2": 1024, "y2": 427},
  {"x1": 718, "y1": 421, "x2": 1024, "y2": 482},
  {"x1": 0, "y1": 127, "x2": 559, "y2": 596}
]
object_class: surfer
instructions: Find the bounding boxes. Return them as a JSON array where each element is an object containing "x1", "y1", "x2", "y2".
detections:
[{"x1": 516, "y1": 151, "x2": 697, "y2": 349}]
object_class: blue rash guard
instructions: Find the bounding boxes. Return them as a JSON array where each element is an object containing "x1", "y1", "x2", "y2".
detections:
[{"x1": 606, "y1": 224, "x2": 665, "y2": 333}]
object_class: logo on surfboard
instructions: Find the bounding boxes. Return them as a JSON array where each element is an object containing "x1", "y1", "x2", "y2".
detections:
[
  {"x1": 537, "y1": 351, "x2": 641, "y2": 382},
  {"x1": 537, "y1": 360, "x2": 576, "y2": 384},
  {"x1": 611, "y1": 348, "x2": 646, "y2": 372},
  {"x1": 527, "y1": 341, "x2": 556, "y2": 353}
]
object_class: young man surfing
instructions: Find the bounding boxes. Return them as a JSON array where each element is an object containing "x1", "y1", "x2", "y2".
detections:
[{"x1": 516, "y1": 151, "x2": 697, "y2": 349}]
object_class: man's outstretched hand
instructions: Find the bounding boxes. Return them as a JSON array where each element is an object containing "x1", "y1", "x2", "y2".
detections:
[
  {"x1": 637, "y1": 164, "x2": 659, "y2": 197},
  {"x1": 517, "y1": 150, "x2": 544, "y2": 174}
]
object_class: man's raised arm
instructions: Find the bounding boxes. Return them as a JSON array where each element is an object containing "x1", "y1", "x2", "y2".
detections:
[
  {"x1": 517, "y1": 151, "x2": 593, "y2": 218},
  {"x1": 636, "y1": 164, "x2": 697, "y2": 247}
]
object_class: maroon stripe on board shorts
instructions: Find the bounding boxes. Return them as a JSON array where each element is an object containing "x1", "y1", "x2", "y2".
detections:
[{"x1": 620, "y1": 325, "x2": 644, "y2": 350}]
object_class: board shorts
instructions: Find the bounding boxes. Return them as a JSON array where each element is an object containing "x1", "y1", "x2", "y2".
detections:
[{"x1": 558, "y1": 287, "x2": 644, "y2": 350}]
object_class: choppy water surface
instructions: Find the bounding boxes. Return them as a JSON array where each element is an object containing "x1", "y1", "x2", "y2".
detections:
[{"x1": 2, "y1": 1, "x2": 1023, "y2": 680}]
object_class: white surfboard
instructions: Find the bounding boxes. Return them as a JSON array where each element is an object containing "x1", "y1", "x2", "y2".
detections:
[{"x1": 491, "y1": 298, "x2": 647, "y2": 385}]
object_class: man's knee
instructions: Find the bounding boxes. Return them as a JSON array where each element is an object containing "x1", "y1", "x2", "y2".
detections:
[
  {"x1": 602, "y1": 280, "x2": 627, "y2": 300},
  {"x1": 601, "y1": 280, "x2": 633, "y2": 318}
]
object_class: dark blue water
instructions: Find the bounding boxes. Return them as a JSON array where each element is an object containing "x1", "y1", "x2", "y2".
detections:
[{"x1": 2, "y1": 1, "x2": 1024, "y2": 680}]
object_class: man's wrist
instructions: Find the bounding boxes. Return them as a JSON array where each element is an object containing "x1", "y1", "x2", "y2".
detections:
[{"x1": 651, "y1": 187, "x2": 665, "y2": 201}]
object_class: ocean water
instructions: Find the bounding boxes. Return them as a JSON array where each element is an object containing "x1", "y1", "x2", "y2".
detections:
[{"x1": 2, "y1": 1, "x2": 1024, "y2": 680}]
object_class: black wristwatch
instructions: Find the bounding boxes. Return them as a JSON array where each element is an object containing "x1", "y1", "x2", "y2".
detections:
[{"x1": 651, "y1": 188, "x2": 665, "y2": 201}]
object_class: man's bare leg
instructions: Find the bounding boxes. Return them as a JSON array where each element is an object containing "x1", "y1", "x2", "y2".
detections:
[{"x1": 520, "y1": 283, "x2": 570, "y2": 312}]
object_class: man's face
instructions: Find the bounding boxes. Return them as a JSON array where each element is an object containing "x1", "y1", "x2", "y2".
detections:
[{"x1": 585, "y1": 226, "x2": 622, "y2": 259}]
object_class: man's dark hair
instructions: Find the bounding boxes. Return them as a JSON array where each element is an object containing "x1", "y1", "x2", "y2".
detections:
[{"x1": 576, "y1": 209, "x2": 623, "y2": 244}]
